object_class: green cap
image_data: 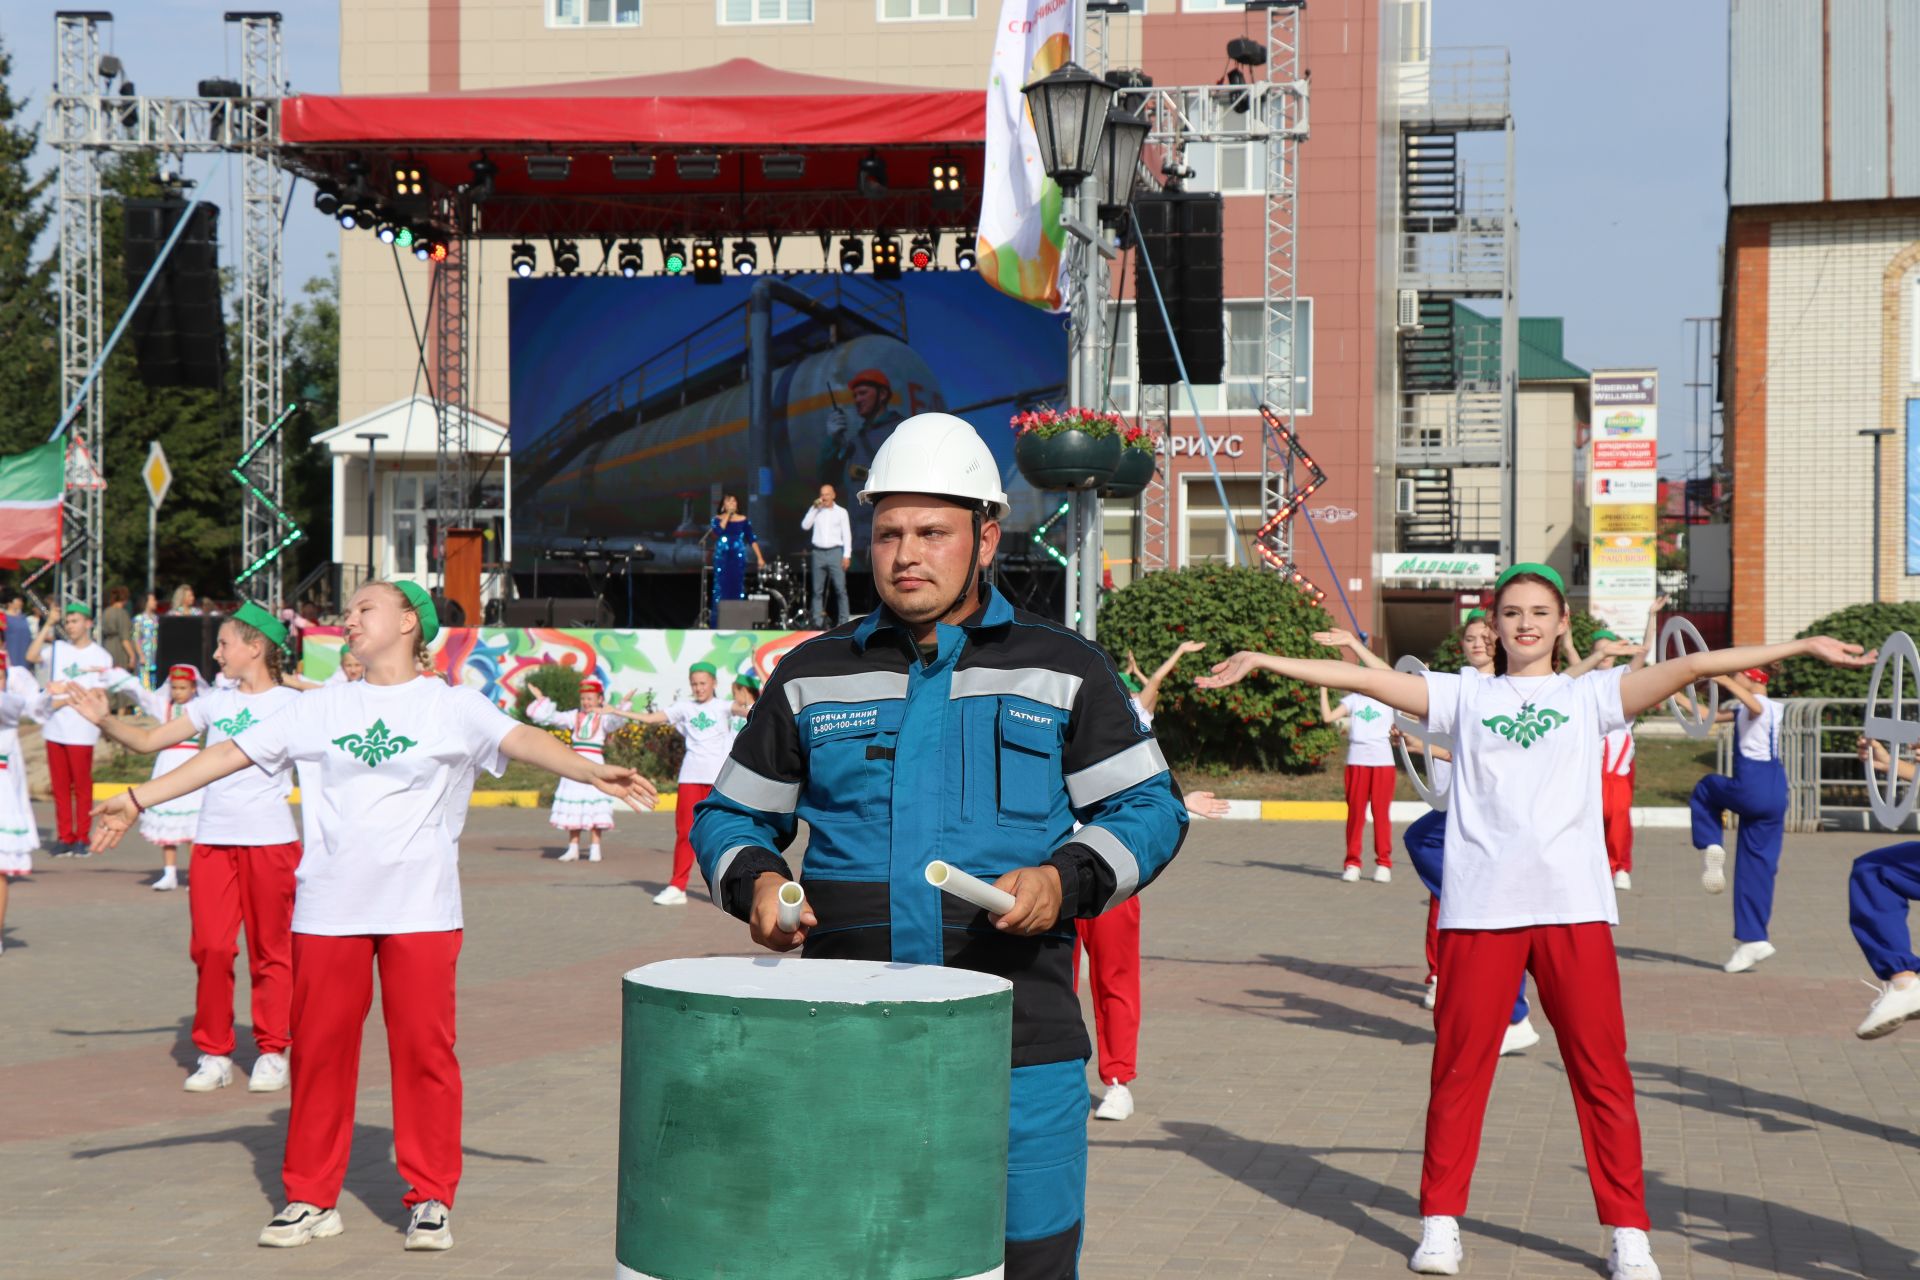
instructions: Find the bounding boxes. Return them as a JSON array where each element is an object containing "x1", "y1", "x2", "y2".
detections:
[
  {"x1": 394, "y1": 580, "x2": 440, "y2": 646},
  {"x1": 1120, "y1": 671, "x2": 1143, "y2": 694},
  {"x1": 734, "y1": 672, "x2": 762, "y2": 692},
  {"x1": 1592, "y1": 628, "x2": 1621, "y2": 643},
  {"x1": 64, "y1": 600, "x2": 93, "y2": 617},
  {"x1": 1464, "y1": 608, "x2": 1487, "y2": 622},
  {"x1": 231, "y1": 600, "x2": 290, "y2": 649},
  {"x1": 689, "y1": 661, "x2": 718, "y2": 678},
  {"x1": 1494, "y1": 562, "x2": 1566, "y2": 595}
]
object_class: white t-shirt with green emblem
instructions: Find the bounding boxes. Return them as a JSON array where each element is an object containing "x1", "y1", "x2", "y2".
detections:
[
  {"x1": 1339, "y1": 693, "x2": 1394, "y2": 767},
  {"x1": 234, "y1": 676, "x2": 518, "y2": 936},
  {"x1": 667, "y1": 695, "x2": 736, "y2": 785},
  {"x1": 186, "y1": 685, "x2": 302, "y2": 845},
  {"x1": 1418, "y1": 665, "x2": 1627, "y2": 930}
]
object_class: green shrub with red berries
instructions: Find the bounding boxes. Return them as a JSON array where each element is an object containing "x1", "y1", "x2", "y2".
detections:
[{"x1": 1095, "y1": 565, "x2": 1343, "y2": 772}]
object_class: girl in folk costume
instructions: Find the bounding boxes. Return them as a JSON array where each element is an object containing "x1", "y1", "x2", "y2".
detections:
[
  {"x1": 122, "y1": 664, "x2": 210, "y2": 891},
  {"x1": 1198, "y1": 562, "x2": 1872, "y2": 1280},
  {"x1": 0, "y1": 650, "x2": 52, "y2": 952},
  {"x1": 1678, "y1": 664, "x2": 1790, "y2": 973},
  {"x1": 74, "y1": 603, "x2": 304, "y2": 1093},
  {"x1": 1323, "y1": 666, "x2": 1397, "y2": 883},
  {"x1": 632, "y1": 661, "x2": 739, "y2": 906},
  {"x1": 525, "y1": 678, "x2": 640, "y2": 862},
  {"x1": 1561, "y1": 598, "x2": 1664, "y2": 891},
  {"x1": 88, "y1": 580, "x2": 658, "y2": 1253}
]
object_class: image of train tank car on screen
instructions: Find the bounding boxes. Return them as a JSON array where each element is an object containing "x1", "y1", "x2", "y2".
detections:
[{"x1": 508, "y1": 272, "x2": 1069, "y2": 574}]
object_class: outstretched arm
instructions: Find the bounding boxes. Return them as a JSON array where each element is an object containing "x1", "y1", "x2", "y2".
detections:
[
  {"x1": 1630, "y1": 596, "x2": 1669, "y2": 674},
  {"x1": 1619, "y1": 635, "x2": 1871, "y2": 720},
  {"x1": 1390, "y1": 725, "x2": 1453, "y2": 764},
  {"x1": 500, "y1": 724, "x2": 657, "y2": 812},
  {"x1": 67, "y1": 686, "x2": 198, "y2": 754},
  {"x1": 1714, "y1": 673, "x2": 1766, "y2": 717},
  {"x1": 1566, "y1": 639, "x2": 1648, "y2": 678},
  {"x1": 1862, "y1": 737, "x2": 1918, "y2": 783},
  {"x1": 1137, "y1": 639, "x2": 1205, "y2": 716},
  {"x1": 89, "y1": 740, "x2": 255, "y2": 850},
  {"x1": 1199, "y1": 651, "x2": 1429, "y2": 720},
  {"x1": 1668, "y1": 684, "x2": 1740, "y2": 723},
  {"x1": 1313, "y1": 629, "x2": 1390, "y2": 672}
]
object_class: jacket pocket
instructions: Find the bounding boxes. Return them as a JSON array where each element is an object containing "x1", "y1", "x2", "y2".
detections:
[
  {"x1": 997, "y1": 700, "x2": 1063, "y2": 830},
  {"x1": 801, "y1": 702, "x2": 902, "y2": 821}
]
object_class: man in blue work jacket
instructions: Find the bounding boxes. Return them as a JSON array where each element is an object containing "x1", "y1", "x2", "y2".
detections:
[{"x1": 692, "y1": 413, "x2": 1189, "y2": 1278}]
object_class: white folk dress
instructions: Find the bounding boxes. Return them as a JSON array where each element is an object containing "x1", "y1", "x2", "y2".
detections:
[
  {"x1": 526, "y1": 698, "x2": 630, "y2": 831},
  {"x1": 130, "y1": 684, "x2": 206, "y2": 846},
  {"x1": 0, "y1": 669, "x2": 50, "y2": 871}
]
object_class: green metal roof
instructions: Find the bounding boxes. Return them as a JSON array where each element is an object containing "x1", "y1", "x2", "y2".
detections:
[{"x1": 1453, "y1": 303, "x2": 1591, "y2": 383}]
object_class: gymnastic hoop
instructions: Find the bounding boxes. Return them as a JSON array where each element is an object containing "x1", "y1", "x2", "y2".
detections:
[
  {"x1": 1864, "y1": 630, "x2": 1920, "y2": 831},
  {"x1": 1392, "y1": 655, "x2": 1452, "y2": 811},
  {"x1": 1659, "y1": 616, "x2": 1717, "y2": 740}
]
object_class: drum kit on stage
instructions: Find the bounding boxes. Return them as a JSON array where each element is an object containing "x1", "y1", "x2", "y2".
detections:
[{"x1": 744, "y1": 555, "x2": 809, "y2": 630}]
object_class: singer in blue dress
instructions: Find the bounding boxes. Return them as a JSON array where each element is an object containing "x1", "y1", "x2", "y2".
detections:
[{"x1": 710, "y1": 494, "x2": 764, "y2": 627}]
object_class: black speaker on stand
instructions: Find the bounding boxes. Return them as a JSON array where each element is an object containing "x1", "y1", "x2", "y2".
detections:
[
  {"x1": 1133, "y1": 191, "x2": 1225, "y2": 387},
  {"x1": 124, "y1": 197, "x2": 227, "y2": 390},
  {"x1": 155, "y1": 612, "x2": 224, "y2": 683}
]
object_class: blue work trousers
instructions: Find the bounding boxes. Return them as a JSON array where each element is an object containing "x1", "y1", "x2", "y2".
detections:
[
  {"x1": 1005, "y1": 1059, "x2": 1087, "y2": 1279},
  {"x1": 1690, "y1": 756, "x2": 1788, "y2": 942},
  {"x1": 1850, "y1": 842, "x2": 1920, "y2": 979}
]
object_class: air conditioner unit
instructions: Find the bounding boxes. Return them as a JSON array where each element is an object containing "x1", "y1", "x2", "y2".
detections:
[
  {"x1": 1397, "y1": 289, "x2": 1422, "y2": 330},
  {"x1": 1395, "y1": 477, "x2": 1417, "y2": 515}
]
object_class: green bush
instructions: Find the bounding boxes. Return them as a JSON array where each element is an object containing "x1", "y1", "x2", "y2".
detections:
[
  {"x1": 1429, "y1": 609, "x2": 1609, "y2": 672},
  {"x1": 1779, "y1": 602, "x2": 1920, "y2": 698},
  {"x1": 609, "y1": 720, "x2": 685, "y2": 781},
  {"x1": 1095, "y1": 565, "x2": 1341, "y2": 772},
  {"x1": 511, "y1": 663, "x2": 584, "y2": 720}
]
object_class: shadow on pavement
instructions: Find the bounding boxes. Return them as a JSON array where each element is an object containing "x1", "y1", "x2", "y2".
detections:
[
  {"x1": 1642, "y1": 1167, "x2": 1916, "y2": 1279},
  {"x1": 1627, "y1": 1059, "x2": 1920, "y2": 1152},
  {"x1": 1202, "y1": 990, "x2": 1435, "y2": 1047},
  {"x1": 1240, "y1": 859, "x2": 1348, "y2": 882},
  {"x1": 1613, "y1": 945, "x2": 1724, "y2": 972},
  {"x1": 54, "y1": 1015, "x2": 201, "y2": 1070}
]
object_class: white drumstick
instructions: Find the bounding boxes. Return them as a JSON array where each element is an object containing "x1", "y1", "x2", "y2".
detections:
[
  {"x1": 925, "y1": 860, "x2": 1018, "y2": 915},
  {"x1": 775, "y1": 880, "x2": 806, "y2": 932}
]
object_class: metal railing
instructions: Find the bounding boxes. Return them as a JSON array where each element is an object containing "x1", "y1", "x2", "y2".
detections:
[
  {"x1": 1398, "y1": 47, "x2": 1511, "y2": 131},
  {"x1": 1396, "y1": 389, "x2": 1503, "y2": 465},
  {"x1": 1709, "y1": 697, "x2": 1918, "y2": 834}
]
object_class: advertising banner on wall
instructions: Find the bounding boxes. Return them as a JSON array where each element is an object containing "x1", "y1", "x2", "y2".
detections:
[{"x1": 1588, "y1": 370, "x2": 1659, "y2": 641}]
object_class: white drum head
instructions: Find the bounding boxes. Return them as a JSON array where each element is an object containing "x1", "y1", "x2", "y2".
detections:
[{"x1": 625, "y1": 956, "x2": 1010, "y2": 1004}]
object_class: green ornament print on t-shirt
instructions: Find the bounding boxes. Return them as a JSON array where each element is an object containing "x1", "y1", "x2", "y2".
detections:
[
  {"x1": 689, "y1": 709, "x2": 718, "y2": 731},
  {"x1": 1354, "y1": 704, "x2": 1382, "y2": 723},
  {"x1": 332, "y1": 718, "x2": 418, "y2": 767},
  {"x1": 1480, "y1": 705, "x2": 1571, "y2": 749},
  {"x1": 214, "y1": 708, "x2": 256, "y2": 737}
]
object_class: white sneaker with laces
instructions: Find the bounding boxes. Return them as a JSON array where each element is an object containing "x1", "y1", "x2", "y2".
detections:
[
  {"x1": 1613, "y1": 869, "x2": 1631, "y2": 890},
  {"x1": 1724, "y1": 940, "x2": 1776, "y2": 974},
  {"x1": 153, "y1": 867, "x2": 178, "y2": 891},
  {"x1": 183, "y1": 1053, "x2": 233, "y2": 1092},
  {"x1": 1093, "y1": 1080, "x2": 1134, "y2": 1121},
  {"x1": 558, "y1": 844, "x2": 579, "y2": 863},
  {"x1": 1423, "y1": 977, "x2": 1438, "y2": 1011},
  {"x1": 653, "y1": 885, "x2": 688, "y2": 905},
  {"x1": 1374, "y1": 865, "x2": 1393, "y2": 884},
  {"x1": 1701, "y1": 844, "x2": 1726, "y2": 894},
  {"x1": 1340, "y1": 865, "x2": 1361, "y2": 883},
  {"x1": 1608, "y1": 1226, "x2": 1661, "y2": 1280},
  {"x1": 1408, "y1": 1215, "x2": 1463, "y2": 1275},
  {"x1": 405, "y1": 1199, "x2": 453, "y2": 1251},
  {"x1": 249, "y1": 1051, "x2": 290, "y2": 1093},
  {"x1": 258, "y1": 1202, "x2": 342, "y2": 1249},
  {"x1": 588, "y1": 843, "x2": 602, "y2": 862},
  {"x1": 1857, "y1": 977, "x2": 1920, "y2": 1038},
  {"x1": 1499, "y1": 1017, "x2": 1541, "y2": 1057}
]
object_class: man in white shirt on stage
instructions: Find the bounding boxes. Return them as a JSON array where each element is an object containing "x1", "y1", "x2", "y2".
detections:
[{"x1": 800, "y1": 483, "x2": 853, "y2": 629}]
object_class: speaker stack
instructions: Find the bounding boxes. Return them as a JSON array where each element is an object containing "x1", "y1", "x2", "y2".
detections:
[
  {"x1": 123, "y1": 197, "x2": 228, "y2": 390},
  {"x1": 155, "y1": 612, "x2": 225, "y2": 682},
  {"x1": 1132, "y1": 191, "x2": 1225, "y2": 387}
]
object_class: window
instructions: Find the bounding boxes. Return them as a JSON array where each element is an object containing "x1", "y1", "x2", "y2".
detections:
[
  {"x1": 1187, "y1": 110, "x2": 1260, "y2": 196},
  {"x1": 1110, "y1": 299, "x2": 1314, "y2": 417},
  {"x1": 1181, "y1": 477, "x2": 1266, "y2": 567},
  {"x1": 549, "y1": 0, "x2": 641, "y2": 26},
  {"x1": 719, "y1": 0, "x2": 812, "y2": 23},
  {"x1": 1184, "y1": 0, "x2": 1244, "y2": 9},
  {"x1": 1103, "y1": 505, "x2": 1141, "y2": 589},
  {"x1": 879, "y1": 0, "x2": 975, "y2": 17}
]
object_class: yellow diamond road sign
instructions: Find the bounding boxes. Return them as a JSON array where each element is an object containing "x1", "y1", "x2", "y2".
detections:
[{"x1": 142, "y1": 440, "x2": 171, "y2": 508}]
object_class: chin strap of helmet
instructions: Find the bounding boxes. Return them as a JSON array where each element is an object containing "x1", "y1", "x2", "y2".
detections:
[{"x1": 935, "y1": 505, "x2": 989, "y2": 627}]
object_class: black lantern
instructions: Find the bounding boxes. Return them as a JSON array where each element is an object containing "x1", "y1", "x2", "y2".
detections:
[
  {"x1": 1093, "y1": 105, "x2": 1150, "y2": 225},
  {"x1": 1020, "y1": 62, "x2": 1117, "y2": 193}
]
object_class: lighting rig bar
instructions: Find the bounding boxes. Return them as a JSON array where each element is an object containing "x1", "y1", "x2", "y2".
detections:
[
  {"x1": 1251, "y1": 402, "x2": 1327, "y2": 604},
  {"x1": 231, "y1": 401, "x2": 305, "y2": 592}
]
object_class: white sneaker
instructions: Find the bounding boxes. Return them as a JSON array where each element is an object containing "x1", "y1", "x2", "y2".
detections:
[
  {"x1": 1724, "y1": 940, "x2": 1776, "y2": 974},
  {"x1": 1374, "y1": 865, "x2": 1393, "y2": 884},
  {"x1": 1613, "y1": 869, "x2": 1631, "y2": 890},
  {"x1": 1857, "y1": 978, "x2": 1920, "y2": 1038},
  {"x1": 1608, "y1": 1226, "x2": 1661, "y2": 1280},
  {"x1": 152, "y1": 867, "x2": 178, "y2": 891},
  {"x1": 1701, "y1": 844, "x2": 1726, "y2": 894},
  {"x1": 258, "y1": 1202, "x2": 342, "y2": 1248},
  {"x1": 1499, "y1": 1017, "x2": 1541, "y2": 1056},
  {"x1": 1340, "y1": 865, "x2": 1361, "y2": 882},
  {"x1": 249, "y1": 1051, "x2": 290, "y2": 1093},
  {"x1": 1423, "y1": 977, "x2": 1438, "y2": 1011},
  {"x1": 558, "y1": 844, "x2": 579, "y2": 863},
  {"x1": 587, "y1": 843, "x2": 603, "y2": 862},
  {"x1": 405, "y1": 1199, "x2": 453, "y2": 1251},
  {"x1": 1409, "y1": 1215, "x2": 1463, "y2": 1275},
  {"x1": 183, "y1": 1053, "x2": 233, "y2": 1092},
  {"x1": 653, "y1": 885, "x2": 688, "y2": 905},
  {"x1": 1093, "y1": 1080, "x2": 1134, "y2": 1121}
]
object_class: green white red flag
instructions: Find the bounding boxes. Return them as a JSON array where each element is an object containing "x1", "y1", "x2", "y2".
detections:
[{"x1": 0, "y1": 439, "x2": 65, "y2": 565}]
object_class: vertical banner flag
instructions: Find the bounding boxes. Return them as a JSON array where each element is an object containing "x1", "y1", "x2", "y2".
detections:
[
  {"x1": 0, "y1": 439, "x2": 65, "y2": 565},
  {"x1": 979, "y1": 0, "x2": 1074, "y2": 311},
  {"x1": 1587, "y1": 369, "x2": 1659, "y2": 640}
]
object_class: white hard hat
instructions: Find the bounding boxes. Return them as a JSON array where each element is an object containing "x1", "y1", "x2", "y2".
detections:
[{"x1": 857, "y1": 412, "x2": 1010, "y2": 520}]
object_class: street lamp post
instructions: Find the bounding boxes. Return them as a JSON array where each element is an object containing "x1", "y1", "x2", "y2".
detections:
[
  {"x1": 1861, "y1": 426, "x2": 1894, "y2": 603},
  {"x1": 355, "y1": 432, "x2": 388, "y2": 587}
]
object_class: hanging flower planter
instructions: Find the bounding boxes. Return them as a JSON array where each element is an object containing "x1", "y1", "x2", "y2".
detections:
[
  {"x1": 1011, "y1": 407, "x2": 1123, "y2": 491},
  {"x1": 1100, "y1": 425, "x2": 1157, "y2": 499}
]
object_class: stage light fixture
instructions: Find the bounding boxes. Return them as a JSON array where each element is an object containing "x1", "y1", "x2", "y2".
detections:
[
  {"x1": 871, "y1": 236, "x2": 902, "y2": 280},
  {"x1": 761, "y1": 153, "x2": 806, "y2": 180},
  {"x1": 313, "y1": 186, "x2": 340, "y2": 217},
  {"x1": 676, "y1": 154, "x2": 721, "y2": 181},
  {"x1": 691, "y1": 239, "x2": 723, "y2": 283},
  {"x1": 662, "y1": 239, "x2": 688, "y2": 275},
  {"x1": 908, "y1": 234, "x2": 935, "y2": 270},
  {"x1": 858, "y1": 151, "x2": 888, "y2": 198},
  {"x1": 375, "y1": 221, "x2": 399, "y2": 244},
  {"x1": 552, "y1": 240, "x2": 581, "y2": 274},
  {"x1": 393, "y1": 165, "x2": 425, "y2": 197},
  {"x1": 466, "y1": 158, "x2": 496, "y2": 195},
  {"x1": 610, "y1": 154, "x2": 656, "y2": 182},
  {"x1": 955, "y1": 239, "x2": 978, "y2": 271},
  {"x1": 731, "y1": 240, "x2": 758, "y2": 275},
  {"x1": 426, "y1": 239, "x2": 450, "y2": 264},
  {"x1": 394, "y1": 225, "x2": 417, "y2": 250},
  {"x1": 616, "y1": 241, "x2": 644, "y2": 278},
  {"x1": 337, "y1": 201, "x2": 363, "y2": 230},
  {"x1": 510, "y1": 242, "x2": 537, "y2": 278},
  {"x1": 930, "y1": 159, "x2": 964, "y2": 211},
  {"x1": 412, "y1": 240, "x2": 432, "y2": 261},
  {"x1": 527, "y1": 155, "x2": 571, "y2": 182},
  {"x1": 838, "y1": 236, "x2": 864, "y2": 273}
]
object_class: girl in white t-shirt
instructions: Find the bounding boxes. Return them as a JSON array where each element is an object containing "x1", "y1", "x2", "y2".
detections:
[
  {"x1": 525, "y1": 678, "x2": 642, "y2": 862},
  {"x1": 0, "y1": 650, "x2": 52, "y2": 952},
  {"x1": 1199, "y1": 562, "x2": 1871, "y2": 1280},
  {"x1": 88, "y1": 579, "x2": 658, "y2": 1255},
  {"x1": 633, "y1": 661, "x2": 740, "y2": 906},
  {"x1": 1322, "y1": 670, "x2": 1397, "y2": 883},
  {"x1": 122, "y1": 663, "x2": 209, "y2": 891},
  {"x1": 1678, "y1": 666, "x2": 1788, "y2": 974}
]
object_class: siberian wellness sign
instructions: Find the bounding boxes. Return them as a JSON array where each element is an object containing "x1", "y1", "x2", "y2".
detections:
[{"x1": 1589, "y1": 370, "x2": 1659, "y2": 639}]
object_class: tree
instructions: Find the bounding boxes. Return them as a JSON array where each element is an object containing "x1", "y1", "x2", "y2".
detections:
[
  {"x1": 283, "y1": 262, "x2": 339, "y2": 585},
  {"x1": 1778, "y1": 602, "x2": 1920, "y2": 699},
  {"x1": 0, "y1": 34, "x2": 59, "y2": 461}
]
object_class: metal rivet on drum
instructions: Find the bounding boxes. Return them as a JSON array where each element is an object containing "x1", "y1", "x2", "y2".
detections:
[
  {"x1": 883, "y1": 1008, "x2": 892, "y2": 1017},
  {"x1": 678, "y1": 1002, "x2": 687, "y2": 1012},
  {"x1": 809, "y1": 1008, "x2": 818, "y2": 1017},
  {"x1": 731, "y1": 1007, "x2": 740, "y2": 1015}
]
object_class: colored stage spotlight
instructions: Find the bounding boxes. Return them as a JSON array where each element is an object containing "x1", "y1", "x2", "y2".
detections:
[
  {"x1": 691, "y1": 239, "x2": 723, "y2": 283},
  {"x1": 313, "y1": 186, "x2": 340, "y2": 217},
  {"x1": 412, "y1": 238, "x2": 432, "y2": 261},
  {"x1": 336, "y1": 201, "x2": 362, "y2": 230},
  {"x1": 908, "y1": 234, "x2": 935, "y2": 270},
  {"x1": 616, "y1": 241, "x2": 644, "y2": 278},
  {"x1": 871, "y1": 235, "x2": 902, "y2": 280},
  {"x1": 394, "y1": 225, "x2": 417, "y2": 250},
  {"x1": 393, "y1": 166, "x2": 425, "y2": 197},
  {"x1": 838, "y1": 236, "x2": 864, "y2": 273},
  {"x1": 662, "y1": 239, "x2": 687, "y2": 274},
  {"x1": 552, "y1": 240, "x2": 581, "y2": 274},
  {"x1": 375, "y1": 221, "x2": 399, "y2": 245},
  {"x1": 426, "y1": 239, "x2": 450, "y2": 264},
  {"x1": 731, "y1": 240, "x2": 758, "y2": 275},
  {"x1": 954, "y1": 239, "x2": 978, "y2": 271},
  {"x1": 510, "y1": 242, "x2": 537, "y2": 277}
]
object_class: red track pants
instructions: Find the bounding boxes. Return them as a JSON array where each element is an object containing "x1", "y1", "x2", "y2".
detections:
[
  {"x1": 1073, "y1": 896, "x2": 1142, "y2": 1085},
  {"x1": 283, "y1": 930, "x2": 463, "y2": 1210},
  {"x1": 46, "y1": 741, "x2": 94, "y2": 844},
  {"x1": 1425, "y1": 896, "x2": 1441, "y2": 984},
  {"x1": 1602, "y1": 769, "x2": 1635, "y2": 875},
  {"x1": 672, "y1": 783, "x2": 711, "y2": 890},
  {"x1": 1344, "y1": 765, "x2": 1395, "y2": 866},
  {"x1": 1421, "y1": 922, "x2": 1647, "y2": 1228},
  {"x1": 188, "y1": 841, "x2": 301, "y2": 1057}
]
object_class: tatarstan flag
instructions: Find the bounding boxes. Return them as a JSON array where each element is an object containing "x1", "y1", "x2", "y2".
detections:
[{"x1": 0, "y1": 440, "x2": 64, "y2": 566}]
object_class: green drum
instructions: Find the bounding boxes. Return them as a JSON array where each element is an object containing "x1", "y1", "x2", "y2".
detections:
[{"x1": 617, "y1": 956, "x2": 1014, "y2": 1280}]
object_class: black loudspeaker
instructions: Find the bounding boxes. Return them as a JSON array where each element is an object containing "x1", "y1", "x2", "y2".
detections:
[
  {"x1": 124, "y1": 198, "x2": 227, "y2": 389},
  {"x1": 715, "y1": 599, "x2": 762, "y2": 629},
  {"x1": 155, "y1": 613, "x2": 224, "y2": 682},
  {"x1": 498, "y1": 597, "x2": 612, "y2": 628},
  {"x1": 1133, "y1": 191, "x2": 1225, "y2": 386}
]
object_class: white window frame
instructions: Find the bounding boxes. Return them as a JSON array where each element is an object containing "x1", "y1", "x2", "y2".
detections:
[
  {"x1": 1183, "y1": 0, "x2": 1244, "y2": 10},
  {"x1": 1185, "y1": 110, "x2": 1261, "y2": 197},
  {"x1": 718, "y1": 0, "x2": 814, "y2": 25},
  {"x1": 1110, "y1": 297, "x2": 1314, "y2": 417},
  {"x1": 876, "y1": 0, "x2": 977, "y2": 20},
  {"x1": 1911, "y1": 275, "x2": 1920, "y2": 383},
  {"x1": 547, "y1": 0, "x2": 643, "y2": 27},
  {"x1": 1178, "y1": 475, "x2": 1266, "y2": 568}
]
